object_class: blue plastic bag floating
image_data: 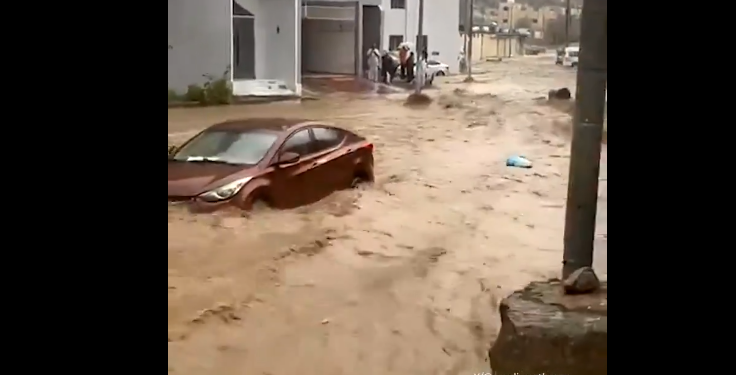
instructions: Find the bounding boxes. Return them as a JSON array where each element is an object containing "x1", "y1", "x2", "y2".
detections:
[{"x1": 506, "y1": 155, "x2": 533, "y2": 168}]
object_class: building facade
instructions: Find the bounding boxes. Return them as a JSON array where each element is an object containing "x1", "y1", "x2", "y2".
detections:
[
  {"x1": 168, "y1": 0, "x2": 301, "y2": 97},
  {"x1": 382, "y1": 0, "x2": 461, "y2": 72},
  {"x1": 487, "y1": 2, "x2": 582, "y2": 34},
  {"x1": 167, "y1": 0, "x2": 459, "y2": 98}
]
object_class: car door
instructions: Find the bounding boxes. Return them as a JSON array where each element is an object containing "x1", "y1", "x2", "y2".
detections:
[
  {"x1": 426, "y1": 60, "x2": 439, "y2": 74},
  {"x1": 309, "y1": 126, "x2": 354, "y2": 192},
  {"x1": 268, "y1": 129, "x2": 319, "y2": 208}
]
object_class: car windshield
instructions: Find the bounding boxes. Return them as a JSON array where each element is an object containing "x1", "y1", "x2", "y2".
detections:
[
  {"x1": 427, "y1": 60, "x2": 440, "y2": 65},
  {"x1": 172, "y1": 130, "x2": 278, "y2": 165},
  {"x1": 568, "y1": 50, "x2": 579, "y2": 57}
]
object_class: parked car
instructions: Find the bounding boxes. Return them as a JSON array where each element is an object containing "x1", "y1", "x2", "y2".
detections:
[
  {"x1": 555, "y1": 48, "x2": 564, "y2": 65},
  {"x1": 168, "y1": 118, "x2": 375, "y2": 212},
  {"x1": 425, "y1": 59, "x2": 450, "y2": 76},
  {"x1": 411, "y1": 60, "x2": 438, "y2": 85},
  {"x1": 555, "y1": 46, "x2": 579, "y2": 67}
]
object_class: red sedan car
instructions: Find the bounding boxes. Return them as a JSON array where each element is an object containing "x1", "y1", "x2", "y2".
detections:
[{"x1": 168, "y1": 118, "x2": 375, "y2": 212}]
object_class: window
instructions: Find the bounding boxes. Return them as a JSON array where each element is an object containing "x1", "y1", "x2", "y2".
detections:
[
  {"x1": 281, "y1": 129, "x2": 313, "y2": 156},
  {"x1": 173, "y1": 130, "x2": 278, "y2": 165},
  {"x1": 532, "y1": 18, "x2": 538, "y2": 23},
  {"x1": 427, "y1": 60, "x2": 440, "y2": 65},
  {"x1": 388, "y1": 35, "x2": 404, "y2": 51},
  {"x1": 312, "y1": 127, "x2": 344, "y2": 152},
  {"x1": 502, "y1": 19, "x2": 508, "y2": 23},
  {"x1": 502, "y1": 6, "x2": 508, "y2": 11},
  {"x1": 391, "y1": 0, "x2": 406, "y2": 9}
]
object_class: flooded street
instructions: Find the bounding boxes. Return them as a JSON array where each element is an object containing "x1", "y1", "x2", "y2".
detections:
[{"x1": 168, "y1": 56, "x2": 607, "y2": 375}]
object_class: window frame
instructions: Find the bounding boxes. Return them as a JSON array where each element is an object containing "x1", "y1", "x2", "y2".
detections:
[
  {"x1": 276, "y1": 128, "x2": 316, "y2": 160},
  {"x1": 390, "y1": 0, "x2": 406, "y2": 9},
  {"x1": 311, "y1": 126, "x2": 345, "y2": 153},
  {"x1": 388, "y1": 35, "x2": 404, "y2": 51},
  {"x1": 172, "y1": 129, "x2": 279, "y2": 165}
]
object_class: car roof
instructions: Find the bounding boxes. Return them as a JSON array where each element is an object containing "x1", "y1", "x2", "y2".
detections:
[{"x1": 207, "y1": 118, "x2": 329, "y2": 133}]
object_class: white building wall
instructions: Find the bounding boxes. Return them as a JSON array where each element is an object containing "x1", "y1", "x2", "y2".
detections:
[
  {"x1": 381, "y1": 0, "x2": 411, "y2": 48},
  {"x1": 380, "y1": 0, "x2": 461, "y2": 73},
  {"x1": 424, "y1": 0, "x2": 460, "y2": 72},
  {"x1": 168, "y1": 0, "x2": 232, "y2": 93},
  {"x1": 235, "y1": 0, "x2": 299, "y2": 94},
  {"x1": 258, "y1": 0, "x2": 300, "y2": 93},
  {"x1": 168, "y1": 0, "x2": 299, "y2": 96}
]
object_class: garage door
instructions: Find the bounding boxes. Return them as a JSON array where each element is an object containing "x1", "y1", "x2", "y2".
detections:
[{"x1": 302, "y1": 5, "x2": 356, "y2": 75}]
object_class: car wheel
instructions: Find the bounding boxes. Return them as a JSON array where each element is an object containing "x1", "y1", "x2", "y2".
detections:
[
  {"x1": 243, "y1": 189, "x2": 272, "y2": 211},
  {"x1": 436, "y1": 71, "x2": 446, "y2": 76},
  {"x1": 251, "y1": 198, "x2": 270, "y2": 211},
  {"x1": 351, "y1": 175, "x2": 373, "y2": 190}
]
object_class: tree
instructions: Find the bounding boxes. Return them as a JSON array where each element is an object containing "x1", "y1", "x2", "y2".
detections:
[{"x1": 515, "y1": 17, "x2": 532, "y2": 29}]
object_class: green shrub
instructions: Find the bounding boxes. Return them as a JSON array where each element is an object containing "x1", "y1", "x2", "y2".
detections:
[
  {"x1": 172, "y1": 66, "x2": 233, "y2": 106},
  {"x1": 169, "y1": 89, "x2": 184, "y2": 103},
  {"x1": 203, "y1": 77, "x2": 233, "y2": 105},
  {"x1": 201, "y1": 66, "x2": 233, "y2": 105},
  {"x1": 185, "y1": 84, "x2": 205, "y2": 103}
]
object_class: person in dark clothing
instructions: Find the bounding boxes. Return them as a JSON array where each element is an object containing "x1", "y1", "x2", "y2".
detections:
[
  {"x1": 406, "y1": 52, "x2": 416, "y2": 83},
  {"x1": 380, "y1": 53, "x2": 398, "y2": 84},
  {"x1": 421, "y1": 49, "x2": 428, "y2": 61}
]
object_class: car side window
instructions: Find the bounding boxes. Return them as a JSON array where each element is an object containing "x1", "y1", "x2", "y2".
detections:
[
  {"x1": 281, "y1": 129, "x2": 313, "y2": 156},
  {"x1": 312, "y1": 127, "x2": 344, "y2": 152}
]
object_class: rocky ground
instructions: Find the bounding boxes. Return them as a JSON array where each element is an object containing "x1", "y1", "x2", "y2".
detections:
[{"x1": 167, "y1": 55, "x2": 607, "y2": 375}]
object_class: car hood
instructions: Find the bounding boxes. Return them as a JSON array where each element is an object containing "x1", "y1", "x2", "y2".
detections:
[{"x1": 168, "y1": 161, "x2": 256, "y2": 197}]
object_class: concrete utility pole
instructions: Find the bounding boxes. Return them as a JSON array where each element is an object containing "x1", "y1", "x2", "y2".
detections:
[
  {"x1": 562, "y1": 0, "x2": 607, "y2": 280},
  {"x1": 465, "y1": 0, "x2": 474, "y2": 81},
  {"x1": 564, "y1": 0, "x2": 571, "y2": 47},
  {"x1": 414, "y1": 0, "x2": 426, "y2": 94}
]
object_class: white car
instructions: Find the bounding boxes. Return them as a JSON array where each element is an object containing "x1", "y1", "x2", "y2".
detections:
[
  {"x1": 425, "y1": 60, "x2": 450, "y2": 77},
  {"x1": 412, "y1": 61, "x2": 436, "y2": 85},
  {"x1": 556, "y1": 46, "x2": 579, "y2": 67}
]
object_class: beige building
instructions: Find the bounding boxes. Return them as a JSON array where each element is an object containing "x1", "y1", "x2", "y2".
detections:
[
  {"x1": 489, "y1": 2, "x2": 582, "y2": 33},
  {"x1": 495, "y1": 2, "x2": 537, "y2": 30},
  {"x1": 468, "y1": 33, "x2": 523, "y2": 60}
]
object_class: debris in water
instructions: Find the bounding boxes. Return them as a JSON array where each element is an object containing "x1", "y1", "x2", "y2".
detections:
[
  {"x1": 506, "y1": 155, "x2": 533, "y2": 169},
  {"x1": 405, "y1": 92, "x2": 433, "y2": 106}
]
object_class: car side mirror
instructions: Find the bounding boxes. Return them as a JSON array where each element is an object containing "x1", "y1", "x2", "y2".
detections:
[{"x1": 275, "y1": 151, "x2": 300, "y2": 166}]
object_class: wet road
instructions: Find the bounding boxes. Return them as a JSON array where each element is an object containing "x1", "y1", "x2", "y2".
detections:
[{"x1": 168, "y1": 56, "x2": 607, "y2": 375}]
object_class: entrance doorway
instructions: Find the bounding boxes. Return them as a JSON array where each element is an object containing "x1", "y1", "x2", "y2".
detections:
[
  {"x1": 362, "y1": 5, "x2": 382, "y2": 67},
  {"x1": 232, "y1": 0, "x2": 255, "y2": 79},
  {"x1": 301, "y1": 1, "x2": 358, "y2": 75}
]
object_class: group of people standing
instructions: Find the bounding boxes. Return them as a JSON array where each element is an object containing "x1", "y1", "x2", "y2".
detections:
[{"x1": 366, "y1": 43, "x2": 425, "y2": 85}]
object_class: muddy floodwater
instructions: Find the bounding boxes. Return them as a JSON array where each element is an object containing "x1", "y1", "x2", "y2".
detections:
[{"x1": 168, "y1": 56, "x2": 607, "y2": 375}]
